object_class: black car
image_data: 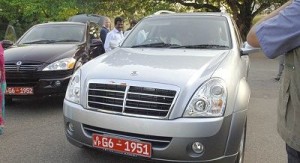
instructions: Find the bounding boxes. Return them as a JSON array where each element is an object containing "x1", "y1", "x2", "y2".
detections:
[{"x1": 3, "y1": 21, "x2": 105, "y2": 101}]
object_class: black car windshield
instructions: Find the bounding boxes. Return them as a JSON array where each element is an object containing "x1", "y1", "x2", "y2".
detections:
[
  {"x1": 19, "y1": 24, "x2": 85, "y2": 44},
  {"x1": 122, "y1": 15, "x2": 232, "y2": 49}
]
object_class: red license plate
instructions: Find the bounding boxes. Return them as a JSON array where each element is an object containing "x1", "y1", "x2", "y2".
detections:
[
  {"x1": 5, "y1": 87, "x2": 34, "y2": 95},
  {"x1": 92, "y1": 134, "x2": 152, "y2": 158}
]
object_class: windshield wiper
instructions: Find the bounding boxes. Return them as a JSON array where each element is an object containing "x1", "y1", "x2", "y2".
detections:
[
  {"x1": 170, "y1": 44, "x2": 230, "y2": 49},
  {"x1": 22, "y1": 40, "x2": 56, "y2": 44},
  {"x1": 55, "y1": 39, "x2": 80, "y2": 43},
  {"x1": 131, "y1": 42, "x2": 181, "y2": 48}
]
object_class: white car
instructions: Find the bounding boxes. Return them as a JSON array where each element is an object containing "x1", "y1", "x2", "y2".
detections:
[{"x1": 63, "y1": 12, "x2": 257, "y2": 163}]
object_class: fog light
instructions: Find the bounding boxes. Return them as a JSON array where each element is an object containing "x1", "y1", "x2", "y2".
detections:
[
  {"x1": 67, "y1": 122, "x2": 74, "y2": 132},
  {"x1": 192, "y1": 142, "x2": 204, "y2": 154}
]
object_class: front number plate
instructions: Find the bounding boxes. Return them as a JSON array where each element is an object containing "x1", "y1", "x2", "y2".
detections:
[
  {"x1": 92, "y1": 134, "x2": 152, "y2": 158},
  {"x1": 5, "y1": 87, "x2": 34, "y2": 95}
]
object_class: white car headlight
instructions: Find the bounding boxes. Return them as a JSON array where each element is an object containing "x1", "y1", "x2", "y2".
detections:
[
  {"x1": 43, "y1": 58, "x2": 76, "y2": 71},
  {"x1": 183, "y1": 78, "x2": 227, "y2": 117},
  {"x1": 65, "y1": 69, "x2": 81, "y2": 104}
]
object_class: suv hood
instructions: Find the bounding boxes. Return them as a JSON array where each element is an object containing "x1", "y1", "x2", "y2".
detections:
[
  {"x1": 4, "y1": 44, "x2": 80, "y2": 63},
  {"x1": 83, "y1": 48, "x2": 230, "y2": 88}
]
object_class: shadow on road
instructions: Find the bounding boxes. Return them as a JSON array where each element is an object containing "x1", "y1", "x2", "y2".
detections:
[{"x1": 6, "y1": 96, "x2": 64, "y2": 110}]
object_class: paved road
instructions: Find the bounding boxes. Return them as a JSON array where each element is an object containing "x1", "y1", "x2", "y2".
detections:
[{"x1": 0, "y1": 52, "x2": 286, "y2": 163}]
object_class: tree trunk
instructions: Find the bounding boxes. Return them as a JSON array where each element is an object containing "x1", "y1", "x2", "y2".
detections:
[{"x1": 237, "y1": 1, "x2": 255, "y2": 41}]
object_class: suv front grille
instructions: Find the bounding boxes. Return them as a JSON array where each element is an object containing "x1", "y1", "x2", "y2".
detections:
[{"x1": 87, "y1": 82, "x2": 178, "y2": 119}]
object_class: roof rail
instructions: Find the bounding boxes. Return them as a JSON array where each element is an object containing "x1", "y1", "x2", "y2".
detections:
[{"x1": 153, "y1": 10, "x2": 175, "y2": 15}]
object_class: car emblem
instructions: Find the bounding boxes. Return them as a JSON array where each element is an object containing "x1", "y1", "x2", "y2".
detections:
[
  {"x1": 130, "y1": 71, "x2": 138, "y2": 76},
  {"x1": 16, "y1": 61, "x2": 22, "y2": 66},
  {"x1": 16, "y1": 61, "x2": 22, "y2": 71}
]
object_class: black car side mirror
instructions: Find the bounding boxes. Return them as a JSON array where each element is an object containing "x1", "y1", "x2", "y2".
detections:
[
  {"x1": 91, "y1": 39, "x2": 103, "y2": 47},
  {"x1": 89, "y1": 39, "x2": 105, "y2": 59},
  {"x1": 1, "y1": 40, "x2": 14, "y2": 49}
]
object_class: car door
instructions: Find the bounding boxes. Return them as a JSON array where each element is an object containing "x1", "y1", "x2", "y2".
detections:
[{"x1": 232, "y1": 19, "x2": 250, "y2": 79}]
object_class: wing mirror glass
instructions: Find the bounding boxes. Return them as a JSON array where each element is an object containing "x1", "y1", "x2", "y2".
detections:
[
  {"x1": 241, "y1": 42, "x2": 261, "y2": 55},
  {"x1": 1, "y1": 40, "x2": 14, "y2": 49}
]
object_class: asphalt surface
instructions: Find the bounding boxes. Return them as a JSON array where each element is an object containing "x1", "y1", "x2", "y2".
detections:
[{"x1": 0, "y1": 52, "x2": 287, "y2": 163}]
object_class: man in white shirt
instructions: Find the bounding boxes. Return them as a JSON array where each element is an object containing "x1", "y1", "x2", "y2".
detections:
[{"x1": 104, "y1": 17, "x2": 124, "y2": 52}]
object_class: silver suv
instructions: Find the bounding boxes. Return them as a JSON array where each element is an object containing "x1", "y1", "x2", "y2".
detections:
[{"x1": 63, "y1": 12, "x2": 256, "y2": 163}]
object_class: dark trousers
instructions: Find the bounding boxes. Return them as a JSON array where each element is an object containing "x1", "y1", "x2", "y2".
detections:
[{"x1": 286, "y1": 144, "x2": 300, "y2": 163}]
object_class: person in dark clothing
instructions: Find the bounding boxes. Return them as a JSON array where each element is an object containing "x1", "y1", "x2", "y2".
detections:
[{"x1": 100, "y1": 17, "x2": 111, "y2": 44}]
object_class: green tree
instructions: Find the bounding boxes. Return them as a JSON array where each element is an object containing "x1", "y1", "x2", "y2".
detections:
[
  {"x1": 0, "y1": 0, "x2": 288, "y2": 40},
  {"x1": 164, "y1": 0, "x2": 287, "y2": 39},
  {"x1": 75, "y1": 0, "x2": 183, "y2": 26},
  {"x1": 0, "y1": 0, "x2": 78, "y2": 37}
]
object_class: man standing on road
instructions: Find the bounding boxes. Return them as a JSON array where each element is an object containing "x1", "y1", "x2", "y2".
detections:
[
  {"x1": 104, "y1": 17, "x2": 124, "y2": 52},
  {"x1": 100, "y1": 17, "x2": 111, "y2": 44},
  {"x1": 247, "y1": 0, "x2": 300, "y2": 162}
]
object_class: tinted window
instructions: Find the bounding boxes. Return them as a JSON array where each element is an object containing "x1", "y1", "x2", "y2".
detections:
[{"x1": 122, "y1": 15, "x2": 232, "y2": 49}]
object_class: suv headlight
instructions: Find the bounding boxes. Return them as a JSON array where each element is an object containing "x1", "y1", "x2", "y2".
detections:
[
  {"x1": 183, "y1": 78, "x2": 227, "y2": 117},
  {"x1": 43, "y1": 58, "x2": 76, "y2": 71},
  {"x1": 65, "y1": 69, "x2": 81, "y2": 104}
]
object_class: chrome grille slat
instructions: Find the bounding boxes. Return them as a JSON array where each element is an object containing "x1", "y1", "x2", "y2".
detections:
[
  {"x1": 127, "y1": 92, "x2": 174, "y2": 98},
  {"x1": 126, "y1": 99, "x2": 172, "y2": 105},
  {"x1": 125, "y1": 106, "x2": 169, "y2": 112},
  {"x1": 88, "y1": 101, "x2": 123, "y2": 108},
  {"x1": 87, "y1": 82, "x2": 178, "y2": 119},
  {"x1": 88, "y1": 95, "x2": 124, "y2": 101},
  {"x1": 89, "y1": 88, "x2": 125, "y2": 93},
  {"x1": 5, "y1": 63, "x2": 41, "y2": 72}
]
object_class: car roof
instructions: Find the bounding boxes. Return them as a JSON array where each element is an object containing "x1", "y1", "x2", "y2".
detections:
[
  {"x1": 68, "y1": 14, "x2": 105, "y2": 26},
  {"x1": 35, "y1": 22, "x2": 86, "y2": 26},
  {"x1": 148, "y1": 12, "x2": 231, "y2": 19}
]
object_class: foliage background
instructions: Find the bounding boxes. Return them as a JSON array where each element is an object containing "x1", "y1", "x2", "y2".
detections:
[{"x1": 0, "y1": 0, "x2": 287, "y2": 40}]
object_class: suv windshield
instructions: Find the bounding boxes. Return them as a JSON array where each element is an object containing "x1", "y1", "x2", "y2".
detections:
[
  {"x1": 122, "y1": 15, "x2": 232, "y2": 49},
  {"x1": 18, "y1": 24, "x2": 86, "y2": 44}
]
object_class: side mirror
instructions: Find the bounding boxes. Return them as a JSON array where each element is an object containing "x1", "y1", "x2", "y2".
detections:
[
  {"x1": 1, "y1": 40, "x2": 14, "y2": 49},
  {"x1": 4, "y1": 25, "x2": 17, "y2": 43},
  {"x1": 91, "y1": 39, "x2": 102, "y2": 47},
  {"x1": 89, "y1": 39, "x2": 105, "y2": 59},
  {"x1": 241, "y1": 42, "x2": 261, "y2": 55}
]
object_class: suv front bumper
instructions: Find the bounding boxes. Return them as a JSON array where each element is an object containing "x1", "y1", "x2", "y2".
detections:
[{"x1": 63, "y1": 100, "x2": 246, "y2": 162}]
